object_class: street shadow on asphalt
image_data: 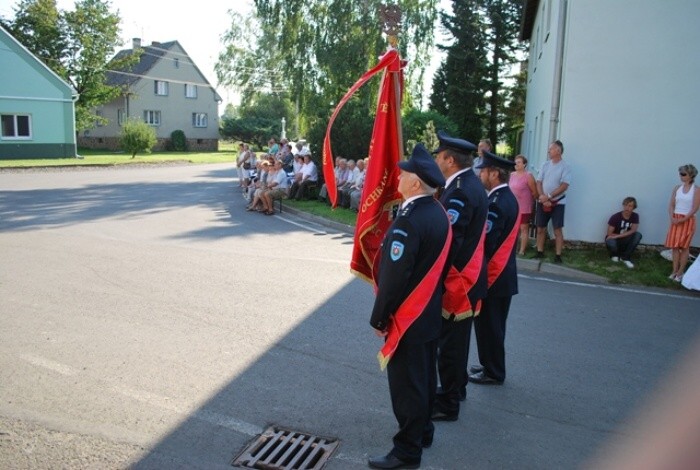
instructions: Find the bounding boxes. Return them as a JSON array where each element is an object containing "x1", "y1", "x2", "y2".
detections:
[
  {"x1": 5, "y1": 168, "x2": 699, "y2": 468},
  {"x1": 128, "y1": 269, "x2": 700, "y2": 468},
  {"x1": 0, "y1": 174, "x2": 324, "y2": 240}
]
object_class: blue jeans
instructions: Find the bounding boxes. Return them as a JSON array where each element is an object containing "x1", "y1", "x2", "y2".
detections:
[{"x1": 605, "y1": 232, "x2": 642, "y2": 260}]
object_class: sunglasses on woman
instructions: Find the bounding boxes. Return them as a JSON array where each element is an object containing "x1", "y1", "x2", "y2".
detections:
[{"x1": 679, "y1": 172, "x2": 688, "y2": 176}]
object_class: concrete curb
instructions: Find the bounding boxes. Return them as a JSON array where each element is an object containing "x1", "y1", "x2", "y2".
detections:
[
  {"x1": 280, "y1": 204, "x2": 608, "y2": 284},
  {"x1": 515, "y1": 257, "x2": 608, "y2": 283},
  {"x1": 279, "y1": 204, "x2": 356, "y2": 236}
]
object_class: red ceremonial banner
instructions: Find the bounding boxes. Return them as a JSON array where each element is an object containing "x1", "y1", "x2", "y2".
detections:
[
  {"x1": 323, "y1": 48, "x2": 404, "y2": 284},
  {"x1": 322, "y1": 48, "x2": 404, "y2": 284}
]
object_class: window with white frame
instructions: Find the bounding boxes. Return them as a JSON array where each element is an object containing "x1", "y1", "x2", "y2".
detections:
[
  {"x1": 154, "y1": 80, "x2": 169, "y2": 96},
  {"x1": 144, "y1": 110, "x2": 161, "y2": 126},
  {"x1": 118, "y1": 109, "x2": 126, "y2": 126},
  {"x1": 1, "y1": 114, "x2": 32, "y2": 139},
  {"x1": 95, "y1": 109, "x2": 104, "y2": 127},
  {"x1": 192, "y1": 112, "x2": 207, "y2": 128},
  {"x1": 185, "y1": 84, "x2": 198, "y2": 98}
]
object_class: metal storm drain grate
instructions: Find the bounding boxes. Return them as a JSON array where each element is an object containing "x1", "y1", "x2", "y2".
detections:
[{"x1": 232, "y1": 425, "x2": 340, "y2": 470}]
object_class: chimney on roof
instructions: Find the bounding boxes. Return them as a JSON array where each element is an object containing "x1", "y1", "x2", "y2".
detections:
[
  {"x1": 151, "y1": 41, "x2": 161, "y2": 46},
  {"x1": 132, "y1": 38, "x2": 141, "y2": 49}
]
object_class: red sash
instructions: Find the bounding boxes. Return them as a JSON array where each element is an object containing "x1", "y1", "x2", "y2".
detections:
[
  {"x1": 377, "y1": 222, "x2": 453, "y2": 370},
  {"x1": 487, "y1": 217, "x2": 519, "y2": 288},
  {"x1": 441, "y1": 224, "x2": 486, "y2": 320}
]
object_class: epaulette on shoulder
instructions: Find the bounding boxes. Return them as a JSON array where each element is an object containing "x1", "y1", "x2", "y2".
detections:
[{"x1": 398, "y1": 201, "x2": 416, "y2": 217}]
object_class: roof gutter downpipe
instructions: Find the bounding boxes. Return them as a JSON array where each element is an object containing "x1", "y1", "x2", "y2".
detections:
[{"x1": 549, "y1": 0, "x2": 568, "y2": 143}]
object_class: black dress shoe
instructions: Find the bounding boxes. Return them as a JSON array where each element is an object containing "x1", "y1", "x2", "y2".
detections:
[
  {"x1": 468, "y1": 371, "x2": 503, "y2": 385},
  {"x1": 368, "y1": 453, "x2": 420, "y2": 469},
  {"x1": 468, "y1": 364, "x2": 484, "y2": 374},
  {"x1": 431, "y1": 409, "x2": 458, "y2": 422}
]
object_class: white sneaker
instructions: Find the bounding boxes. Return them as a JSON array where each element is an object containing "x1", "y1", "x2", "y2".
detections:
[
  {"x1": 674, "y1": 275, "x2": 683, "y2": 282},
  {"x1": 668, "y1": 273, "x2": 677, "y2": 280},
  {"x1": 611, "y1": 256, "x2": 619, "y2": 262},
  {"x1": 622, "y1": 260, "x2": 634, "y2": 269}
]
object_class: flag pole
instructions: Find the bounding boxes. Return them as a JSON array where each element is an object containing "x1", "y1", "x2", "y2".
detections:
[{"x1": 381, "y1": 4, "x2": 404, "y2": 160}]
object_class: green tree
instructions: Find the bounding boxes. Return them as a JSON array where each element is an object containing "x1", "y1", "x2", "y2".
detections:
[
  {"x1": 120, "y1": 118, "x2": 156, "y2": 158},
  {"x1": 306, "y1": 98, "x2": 374, "y2": 159},
  {"x1": 430, "y1": 0, "x2": 488, "y2": 141},
  {"x1": 219, "y1": 92, "x2": 294, "y2": 148},
  {"x1": 63, "y1": 0, "x2": 135, "y2": 132},
  {"x1": 221, "y1": 103, "x2": 238, "y2": 121},
  {"x1": 481, "y1": 0, "x2": 525, "y2": 146},
  {"x1": 220, "y1": 116, "x2": 280, "y2": 149},
  {"x1": 169, "y1": 130, "x2": 187, "y2": 152},
  {"x1": 5, "y1": 0, "x2": 66, "y2": 76},
  {"x1": 403, "y1": 108, "x2": 458, "y2": 153},
  {"x1": 218, "y1": 1, "x2": 438, "y2": 150},
  {"x1": 502, "y1": 65, "x2": 527, "y2": 155}
]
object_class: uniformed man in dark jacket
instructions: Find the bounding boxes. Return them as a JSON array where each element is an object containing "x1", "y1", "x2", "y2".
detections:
[
  {"x1": 469, "y1": 152, "x2": 519, "y2": 385},
  {"x1": 431, "y1": 131, "x2": 488, "y2": 421},
  {"x1": 368, "y1": 144, "x2": 451, "y2": 470}
]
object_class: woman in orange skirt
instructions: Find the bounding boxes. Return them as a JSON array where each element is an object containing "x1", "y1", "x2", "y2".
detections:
[{"x1": 665, "y1": 164, "x2": 700, "y2": 282}]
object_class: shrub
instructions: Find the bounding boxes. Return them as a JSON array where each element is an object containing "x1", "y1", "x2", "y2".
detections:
[
  {"x1": 170, "y1": 130, "x2": 187, "y2": 151},
  {"x1": 120, "y1": 119, "x2": 157, "y2": 158}
]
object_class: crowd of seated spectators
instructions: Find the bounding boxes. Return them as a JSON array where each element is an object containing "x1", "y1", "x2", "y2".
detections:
[
  {"x1": 240, "y1": 137, "x2": 314, "y2": 213},
  {"x1": 318, "y1": 155, "x2": 367, "y2": 210},
  {"x1": 238, "y1": 136, "x2": 368, "y2": 215}
]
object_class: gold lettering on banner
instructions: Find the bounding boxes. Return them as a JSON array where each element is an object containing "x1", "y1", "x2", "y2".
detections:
[
  {"x1": 380, "y1": 103, "x2": 389, "y2": 113},
  {"x1": 361, "y1": 169, "x2": 389, "y2": 213}
]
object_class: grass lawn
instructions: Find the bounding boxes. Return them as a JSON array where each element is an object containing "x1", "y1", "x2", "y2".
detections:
[
  {"x1": 283, "y1": 198, "x2": 359, "y2": 227},
  {"x1": 0, "y1": 141, "x2": 239, "y2": 168},
  {"x1": 549, "y1": 245, "x2": 686, "y2": 288}
]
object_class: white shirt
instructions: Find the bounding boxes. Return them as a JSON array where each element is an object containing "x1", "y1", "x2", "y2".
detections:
[
  {"x1": 675, "y1": 185, "x2": 696, "y2": 215},
  {"x1": 445, "y1": 167, "x2": 471, "y2": 189},
  {"x1": 401, "y1": 194, "x2": 432, "y2": 209},
  {"x1": 301, "y1": 161, "x2": 318, "y2": 182},
  {"x1": 487, "y1": 183, "x2": 509, "y2": 197}
]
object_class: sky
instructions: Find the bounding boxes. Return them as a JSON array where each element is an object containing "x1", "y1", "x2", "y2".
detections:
[
  {"x1": 0, "y1": 0, "x2": 446, "y2": 109},
  {"x1": 0, "y1": 0, "x2": 253, "y2": 106}
]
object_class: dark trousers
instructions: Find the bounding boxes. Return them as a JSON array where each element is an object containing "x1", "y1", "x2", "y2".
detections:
[
  {"x1": 605, "y1": 232, "x2": 642, "y2": 260},
  {"x1": 435, "y1": 317, "x2": 473, "y2": 415},
  {"x1": 290, "y1": 179, "x2": 316, "y2": 200},
  {"x1": 387, "y1": 338, "x2": 437, "y2": 462},
  {"x1": 474, "y1": 296, "x2": 512, "y2": 382}
]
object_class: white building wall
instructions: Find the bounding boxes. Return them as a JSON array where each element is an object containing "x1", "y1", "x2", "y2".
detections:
[{"x1": 523, "y1": 0, "x2": 700, "y2": 245}]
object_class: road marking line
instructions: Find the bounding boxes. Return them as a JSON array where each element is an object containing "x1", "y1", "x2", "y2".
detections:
[
  {"x1": 113, "y1": 385, "x2": 262, "y2": 436},
  {"x1": 20, "y1": 354, "x2": 78, "y2": 376},
  {"x1": 194, "y1": 410, "x2": 262, "y2": 437},
  {"x1": 519, "y1": 273, "x2": 698, "y2": 300},
  {"x1": 275, "y1": 214, "x2": 327, "y2": 234}
]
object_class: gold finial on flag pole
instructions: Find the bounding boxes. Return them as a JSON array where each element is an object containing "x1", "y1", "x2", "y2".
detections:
[{"x1": 379, "y1": 4, "x2": 401, "y2": 47}]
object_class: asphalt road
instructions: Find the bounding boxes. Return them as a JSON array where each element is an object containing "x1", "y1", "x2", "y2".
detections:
[{"x1": 1, "y1": 163, "x2": 699, "y2": 470}]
